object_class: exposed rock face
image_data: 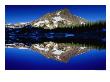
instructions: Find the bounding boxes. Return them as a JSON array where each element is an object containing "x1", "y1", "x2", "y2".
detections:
[
  {"x1": 6, "y1": 42, "x2": 89, "y2": 62},
  {"x1": 31, "y1": 8, "x2": 88, "y2": 29}
]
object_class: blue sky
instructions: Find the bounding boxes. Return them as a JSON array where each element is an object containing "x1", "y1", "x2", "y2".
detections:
[{"x1": 5, "y1": 5, "x2": 106, "y2": 24}]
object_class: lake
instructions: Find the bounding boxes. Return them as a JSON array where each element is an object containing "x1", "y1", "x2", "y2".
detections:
[
  {"x1": 5, "y1": 48, "x2": 106, "y2": 70},
  {"x1": 5, "y1": 26, "x2": 106, "y2": 70}
]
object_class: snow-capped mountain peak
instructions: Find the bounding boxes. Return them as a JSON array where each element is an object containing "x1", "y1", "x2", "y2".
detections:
[
  {"x1": 32, "y1": 8, "x2": 88, "y2": 29},
  {"x1": 6, "y1": 8, "x2": 88, "y2": 29}
]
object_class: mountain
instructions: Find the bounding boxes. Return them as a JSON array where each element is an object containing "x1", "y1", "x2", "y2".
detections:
[
  {"x1": 6, "y1": 8, "x2": 88, "y2": 29},
  {"x1": 5, "y1": 22, "x2": 30, "y2": 28},
  {"x1": 31, "y1": 8, "x2": 88, "y2": 29}
]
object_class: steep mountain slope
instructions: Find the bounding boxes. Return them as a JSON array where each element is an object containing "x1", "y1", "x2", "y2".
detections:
[
  {"x1": 31, "y1": 8, "x2": 88, "y2": 29},
  {"x1": 6, "y1": 8, "x2": 88, "y2": 29}
]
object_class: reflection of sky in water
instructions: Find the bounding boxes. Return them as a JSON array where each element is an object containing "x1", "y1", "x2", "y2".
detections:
[
  {"x1": 45, "y1": 33, "x2": 75, "y2": 39},
  {"x1": 5, "y1": 48, "x2": 106, "y2": 70}
]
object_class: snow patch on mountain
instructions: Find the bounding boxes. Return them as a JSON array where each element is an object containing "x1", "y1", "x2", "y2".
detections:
[
  {"x1": 52, "y1": 21, "x2": 58, "y2": 27},
  {"x1": 80, "y1": 21, "x2": 85, "y2": 25},
  {"x1": 53, "y1": 16, "x2": 65, "y2": 21},
  {"x1": 56, "y1": 11, "x2": 61, "y2": 15},
  {"x1": 33, "y1": 19, "x2": 49, "y2": 27}
]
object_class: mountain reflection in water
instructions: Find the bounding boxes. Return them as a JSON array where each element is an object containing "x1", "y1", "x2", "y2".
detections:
[
  {"x1": 5, "y1": 26, "x2": 106, "y2": 70},
  {"x1": 5, "y1": 27, "x2": 106, "y2": 63}
]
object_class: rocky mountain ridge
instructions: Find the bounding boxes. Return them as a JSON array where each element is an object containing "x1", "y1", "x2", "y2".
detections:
[
  {"x1": 31, "y1": 8, "x2": 88, "y2": 29},
  {"x1": 6, "y1": 8, "x2": 88, "y2": 29}
]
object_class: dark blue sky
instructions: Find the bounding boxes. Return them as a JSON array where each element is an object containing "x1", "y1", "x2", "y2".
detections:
[{"x1": 5, "y1": 5, "x2": 106, "y2": 24}]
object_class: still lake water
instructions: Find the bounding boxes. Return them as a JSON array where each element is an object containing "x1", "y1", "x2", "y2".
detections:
[{"x1": 5, "y1": 48, "x2": 106, "y2": 70}]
